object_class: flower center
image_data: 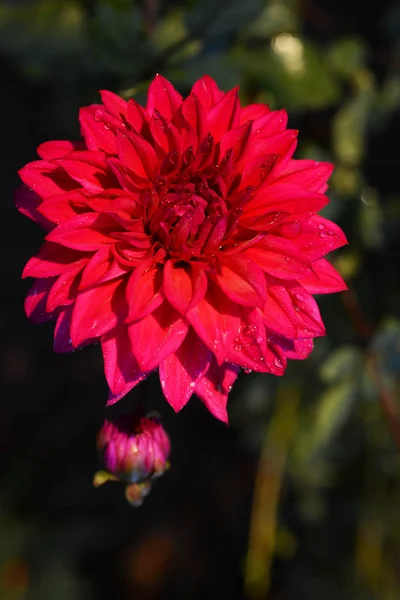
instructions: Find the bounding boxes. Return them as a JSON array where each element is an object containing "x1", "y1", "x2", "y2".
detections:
[{"x1": 144, "y1": 171, "x2": 229, "y2": 261}]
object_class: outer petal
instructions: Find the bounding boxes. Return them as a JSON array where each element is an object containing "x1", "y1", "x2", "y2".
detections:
[
  {"x1": 146, "y1": 74, "x2": 183, "y2": 120},
  {"x1": 215, "y1": 255, "x2": 267, "y2": 308},
  {"x1": 195, "y1": 360, "x2": 240, "y2": 423},
  {"x1": 159, "y1": 329, "x2": 212, "y2": 412},
  {"x1": 102, "y1": 327, "x2": 148, "y2": 405},
  {"x1": 46, "y1": 258, "x2": 88, "y2": 312},
  {"x1": 299, "y1": 258, "x2": 347, "y2": 294},
  {"x1": 24, "y1": 277, "x2": 56, "y2": 323},
  {"x1": 70, "y1": 278, "x2": 126, "y2": 346},
  {"x1": 191, "y1": 75, "x2": 225, "y2": 108},
  {"x1": 22, "y1": 243, "x2": 84, "y2": 279},
  {"x1": 18, "y1": 161, "x2": 78, "y2": 199},
  {"x1": 187, "y1": 283, "x2": 241, "y2": 364},
  {"x1": 15, "y1": 185, "x2": 53, "y2": 231},
  {"x1": 53, "y1": 306, "x2": 74, "y2": 353},
  {"x1": 37, "y1": 140, "x2": 85, "y2": 161}
]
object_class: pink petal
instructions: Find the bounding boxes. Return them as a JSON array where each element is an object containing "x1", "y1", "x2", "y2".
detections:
[
  {"x1": 37, "y1": 140, "x2": 85, "y2": 161},
  {"x1": 195, "y1": 360, "x2": 239, "y2": 423},
  {"x1": 99, "y1": 90, "x2": 128, "y2": 120},
  {"x1": 23, "y1": 243, "x2": 84, "y2": 279},
  {"x1": 159, "y1": 329, "x2": 211, "y2": 412},
  {"x1": 102, "y1": 327, "x2": 148, "y2": 405},
  {"x1": 299, "y1": 258, "x2": 347, "y2": 294},
  {"x1": 46, "y1": 258, "x2": 88, "y2": 312},
  {"x1": 24, "y1": 277, "x2": 56, "y2": 323},
  {"x1": 38, "y1": 190, "x2": 89, "y2": 224},
  {"x1": 191, "y1": 75, "x2": 225, "y2": 108},
  {"x1": 15, "y1": 185, "x2": 53, "y2": 231},
  {"x1": 276, "y1": 160, "x2": 334, "y2": 192},
  {"x1": 18, "y1": 161, "x2": 78, "y2": 199},
  {"x1": 128, "y1": 303, "x2": 189, "y2": 372},
  {"x1": 163, "y1": 260, "x2": 207, "y2": 314},
  {"x1": 53, "y1": 306, "x2": 74, "y2": 353},
  {"x1": 70, "y1": 278, "x2": 126, "y2": 346},
  {"x1": 45, "y1": 213, "x2": 115, "y2": 251},
  {"x1": 215, "y1": 254, "x2": 267, "y2": 308},
  {"x1": 79, "y1": 106, "x2": 117, "y2": 155},
  {"x1": 187, "y1": 283, "x2": 241, "y2": 364},
  {"x1": 207, "y1": 88, "x2": 241, "y2": 141},
  {"x1": 79, "y1": 246, "x2": 128, "y2": 289},
  {"x1": 241, "y1": 184, "x2": 329, "y2": 227},
  {"x1": 126, "y1": 263, "x2": 164, "y2": 322},
  {"x1": 240, "y1": 103, "x2": 271, "y2": 123},
  {"x1": 146, "y1": 74, "x2": 183, "y2": 120}
]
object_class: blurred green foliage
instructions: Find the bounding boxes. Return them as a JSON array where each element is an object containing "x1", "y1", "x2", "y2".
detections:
[{"x1": 2, "y1": 0, "x2": 400, "y2": 599}]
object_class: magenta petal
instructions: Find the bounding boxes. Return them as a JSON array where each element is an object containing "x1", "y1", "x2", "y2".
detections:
[
  {"x1": 53, "y1": 306, "x2": 74, "y2": 353},
  {"x1": 70, "y1": 278, "x2": 126, "y2": 346},
  {"x1": 187, "y1": 284, "x2": 241, "y2": 364},
  {"x1": 300, "y1": 258, "x2": 347, "y2": 293},
  {"x1": 22, "y1": 243, "x2": 83, "y2": 279},
  {"x1": 159, "y1": 329, "x2": 212, "y2": 412},
  {"x1": 163, "y1": 260, "x2": 207, "y2": 314},
  {"x1": 46, "y1": 258, "x2": 88, "y2": 312},
  {"x1": 191, "y1": 75, "x2": 225, "y2": 108},
  {"x1": 126, "y1": 263, "x2": 164, "y2": 322},
  {"x1": 128, "y1": 303, "x2": 189, "y2": 372},
  {"x1": 15, "y1": 185, "x2": 53, "y2": 231},
  {"x1": 102, "y1": 327, "x2": 148, "y2": 405},
  {"x1": 24, "y1": 277, "x2": 56, "y2": 323},
  {"x1": 147, "y1": 74, "x2": 183, "y2": 120},
  {"x1": 215, "y1": 255, "x2": 267, "y2": 308},
  {"x1": 37, "y1": 140, "x2": 84, "y2": 161},
  {"x1": 99, "y1": 90, "x2": 128, "y2": 120},
  {"x1": 195, "y1": 360, "x2": 239, "y2": 423}
]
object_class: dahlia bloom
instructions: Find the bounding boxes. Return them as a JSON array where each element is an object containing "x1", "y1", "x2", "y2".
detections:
[
  {"x1": 94, "y1": 413, "x2": 170, "y2": 506},
  {"x1": 17, "y1": 74, "x2": 347, "y2": 422}
]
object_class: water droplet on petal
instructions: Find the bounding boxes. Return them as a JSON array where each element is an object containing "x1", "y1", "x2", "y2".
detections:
[{"x1": 274, "y1": 357, "x2": 283, "y2": 368}]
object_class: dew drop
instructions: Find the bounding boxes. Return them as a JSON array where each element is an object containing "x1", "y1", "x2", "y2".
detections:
[
  {"x1": 256, "y1": 336, "x2": 263, "y2": 345},
  {"x1": 318, "y1": 223, "x2": 324, "y2": 230},
  {"x1": 243, "y1": 368, "x2": 252, "y2": 374},
  {"x1": 274, "y1": 357, "x2": 283, "y2": 368},
  {"x1": 319, "y1": 231, "x2": 328, "y2": 238}
]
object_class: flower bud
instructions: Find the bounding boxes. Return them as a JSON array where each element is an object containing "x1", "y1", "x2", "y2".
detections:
[{"x1": 96, "y1": 413, "x2": 170, "y2": 485}]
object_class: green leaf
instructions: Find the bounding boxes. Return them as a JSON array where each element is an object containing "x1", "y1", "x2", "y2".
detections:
[
  {"x1": 319, "y1": 346, "x2": 363, "y2": 384},
  {"x1": 233, "y1": 38, "x2": 340, "y2": 110},
  {"x1": 327, "y1": 37, "x2": 367, "y2": 79}
]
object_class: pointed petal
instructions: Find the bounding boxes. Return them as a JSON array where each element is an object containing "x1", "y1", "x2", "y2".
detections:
[
  {"x1": 99, "y1": 90, "x2": 128, "y2": 120},
  {"x1": 37, "y1": 140, "x2": 85, "y2": 161},
  {"x1": 159, "y1": 329, "x2": 211, "y2": 412},
  {"x1": 191, "y1": 75, "x2": 225, "y2": 108},
  {"x1": 207, "y1": 88, "x2": 241, "y2": 141},
  {"x1": 24, "y1": 277, "x2": 56, "y2": 323},
  {"x1": 187, "y1": 283, "x2": 241, "y2": 364},
  {"x1": 18, "y1": 160, "x2": 78, "y2": 199},
  {"x1": 79, "y1": 106, "x2": 117, "y2": 154},
  {"x1": 70, "y1": 278, "x2": 126, "y2": 346},
  {"x1": 128, "y1": 303, "x2": 189, "y2": 372},
  {"x1": 146, "y1": 74, "x2": 183, "y2": 119},
  {"x1": 46, "y1": 258, "x2": 88, "y2": 312},
  {"x1": 102, "y1": 327, "x2": 148, "y2": 405},
  {"x1": 163, "y1": 261, "x2": 207, "y2": 314},
  {"x1": 195, "y1": 360, "x2": 239, "y2": 423},
  {"x1": 126, "y1": 263, "x2": 164, "y2": 322},
  {"x1": 299, "y1": 258, "x2": 347, "y2": 294},
  {"x1": 15, "y1": 185, "x2": 53, "y2": 230},
  {"x1": 53, "y1": 306, "x2": 74, "y2": 353},
  {"x1": 215, "y1": 255, "x2": 267, "y2": 308}
]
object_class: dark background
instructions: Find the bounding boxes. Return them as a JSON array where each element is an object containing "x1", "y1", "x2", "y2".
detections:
[{"x1": 1, "y1": 1, "x2": 400, "y2": 599}]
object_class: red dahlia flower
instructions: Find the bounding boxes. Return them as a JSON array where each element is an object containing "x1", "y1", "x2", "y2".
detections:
[{"x1": 17, "y1": 74, "x2": 347, "y2": 422}]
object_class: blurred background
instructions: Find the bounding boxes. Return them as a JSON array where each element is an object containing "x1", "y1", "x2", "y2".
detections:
[{"x1": 1, "y1": 0, "x2": 400, "y2": 598}]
